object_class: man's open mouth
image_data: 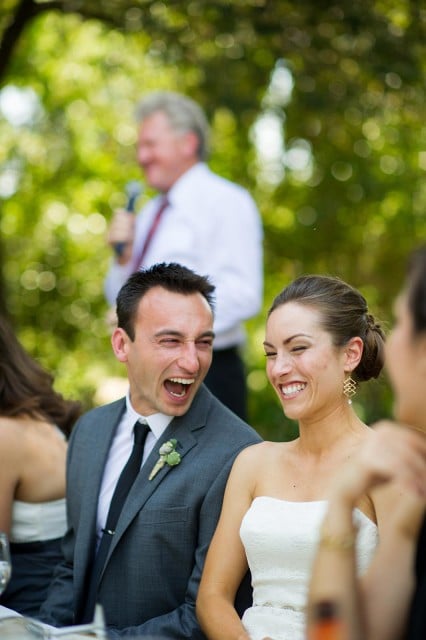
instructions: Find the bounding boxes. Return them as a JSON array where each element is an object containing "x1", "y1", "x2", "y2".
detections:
[{"x1": 164, "y1": 377, "x2": 195, "y2": 398}]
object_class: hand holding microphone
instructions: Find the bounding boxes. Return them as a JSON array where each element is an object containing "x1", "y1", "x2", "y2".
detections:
[{"x1": 108, "y1": 181, "x2": 143, "y2": 260}]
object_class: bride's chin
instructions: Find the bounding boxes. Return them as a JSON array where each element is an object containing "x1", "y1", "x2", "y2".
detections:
[{"x1": 281, "y1": 403, "x2": 304, "y2": 421}]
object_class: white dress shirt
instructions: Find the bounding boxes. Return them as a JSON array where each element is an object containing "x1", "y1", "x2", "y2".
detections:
[
  {"x1": 96, "y1": 393, "x2": 172, "y2": 546},
  {"x1": 104, "y1": 163, "x2": 263, "y2": 349}
]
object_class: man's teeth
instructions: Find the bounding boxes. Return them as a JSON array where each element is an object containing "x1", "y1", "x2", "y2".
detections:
[
  {"x1": 281, "y1": 383, "x2": 306, "y2": 396},
  {"x1": 167, "y1": 378, "x2": 194, "y2": 397},
  {"x1": 170, "y1": 390, "x2": 186, "y2": 398}
]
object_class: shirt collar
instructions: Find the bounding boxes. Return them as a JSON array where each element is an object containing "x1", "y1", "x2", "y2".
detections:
[
  {"x1": 125, "y1": 391, "x2": 173, "y2": 440},
  {"x1": 167, "y1": 161, "x2": 207, "y2": 206}
]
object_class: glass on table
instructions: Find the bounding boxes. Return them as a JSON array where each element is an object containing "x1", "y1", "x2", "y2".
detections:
[{"x1": 0, "y1": 532, "x2": 11, "y2": 595}]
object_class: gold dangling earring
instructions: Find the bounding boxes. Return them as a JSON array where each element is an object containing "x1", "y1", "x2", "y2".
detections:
[{"x1": 343, "y1": 376, "x2": 357, "y2": 405}]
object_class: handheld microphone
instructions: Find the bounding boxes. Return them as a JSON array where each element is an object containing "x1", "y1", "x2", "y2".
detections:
[{"x1": 114, "y1": 180, "x2": 143, "y2": 256}]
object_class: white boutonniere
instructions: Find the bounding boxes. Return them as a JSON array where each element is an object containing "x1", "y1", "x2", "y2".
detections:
[{"x1": 149, "y1": 439, "x2": 181, "y2": 480}]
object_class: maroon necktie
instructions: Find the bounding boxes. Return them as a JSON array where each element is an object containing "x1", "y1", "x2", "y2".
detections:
[{"x1": 132, "y1": 197, "x2": 169, "y2": 272}]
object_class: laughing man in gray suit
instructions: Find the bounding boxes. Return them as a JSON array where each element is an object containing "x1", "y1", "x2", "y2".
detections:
[{"x1": 39, "y1": 262, "x2": 261, "y2": 638}]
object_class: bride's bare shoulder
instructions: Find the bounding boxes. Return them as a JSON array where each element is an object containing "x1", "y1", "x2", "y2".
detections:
[{"x1": 234, "y1": 439, "x2": 293, "y2": 467}]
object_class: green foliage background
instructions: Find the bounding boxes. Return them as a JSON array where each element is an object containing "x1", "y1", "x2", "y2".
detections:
[{"x1": 0, "y1": 1, "x2": 425, "y2": 439}]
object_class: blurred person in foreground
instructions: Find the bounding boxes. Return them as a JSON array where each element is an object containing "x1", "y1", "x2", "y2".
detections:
[
  {"x1": 308, "y1": 245, "x2": 426, "y2": 640},
  {"x1": 104, "y1": 90, "x2": 263, "y2": 420},
  {"x1": 0, "y1": 314, "x2": 81, "y2": 616},
  {"x1": 39, "y1": 262, "x2": 261, "y2": 638},
  {"x1": 196, "y1": 274, "x2": 400, "y2": 640}
]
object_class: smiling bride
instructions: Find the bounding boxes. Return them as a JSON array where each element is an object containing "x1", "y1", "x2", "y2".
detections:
[{"x1": 196, "y1": 274, "x2": 397, "y2": 640}]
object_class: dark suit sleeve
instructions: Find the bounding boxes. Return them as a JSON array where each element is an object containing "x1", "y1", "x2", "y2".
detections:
[
  {"x1": 37, "y1": 527, "x2": 76, "y2": 626},
  {"x1": 106, "y1": 449, "x2": 248, "y2": 639},
  {"x1": 37, "y1": 419, "x2": 82, "y2": 627}
]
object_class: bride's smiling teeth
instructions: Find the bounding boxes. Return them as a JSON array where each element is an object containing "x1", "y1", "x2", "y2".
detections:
[{"x1": 280, "y1": 383, "x2": 307, "y2": 396}]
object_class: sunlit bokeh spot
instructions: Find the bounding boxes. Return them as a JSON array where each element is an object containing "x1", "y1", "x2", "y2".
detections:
[
  {"x1": 247, "y1": 369, "x2": 268, "y2": 392},
  {"x1": 0, "y1": 85, "x2": 41, "y2": 126}
]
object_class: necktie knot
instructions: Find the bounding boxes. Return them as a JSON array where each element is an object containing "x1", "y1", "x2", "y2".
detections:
[{"x1": 134, "y1": 419, "x2": 150, "y2": 445}]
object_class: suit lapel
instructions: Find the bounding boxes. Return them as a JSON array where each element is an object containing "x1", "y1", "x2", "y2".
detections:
[
  {"x1": 74, "y1": 399, "x2": 126, "y2": 593},
  {"x1": 102, "y1": 386, "x2": 212, "y2": 567}
]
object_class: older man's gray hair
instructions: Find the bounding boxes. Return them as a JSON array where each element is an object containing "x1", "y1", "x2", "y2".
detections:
[{"x1": 135, "y1": 90, "x2": 210, "y2": 161}]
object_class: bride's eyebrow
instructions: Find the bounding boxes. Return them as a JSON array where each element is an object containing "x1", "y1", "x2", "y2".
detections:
[
  {"x1": 283, "y1": 333, "x2": 313, "y2": 344},
  {"x1": 263, "y1": 333, "x2": 312, "y2": 349}
]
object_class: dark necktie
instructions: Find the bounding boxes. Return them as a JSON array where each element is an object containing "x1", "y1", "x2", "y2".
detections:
[
  {"x1": 81, "y1": 419, "x2": 150, "y2": 623},
  {"x1": 131, "y1": 196, "x2": 169, "y2": 272}
]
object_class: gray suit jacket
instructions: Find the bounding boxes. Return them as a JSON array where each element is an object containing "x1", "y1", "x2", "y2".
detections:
[{"x1": 39, "y1": 385, "x2": 261, "y2": 638}]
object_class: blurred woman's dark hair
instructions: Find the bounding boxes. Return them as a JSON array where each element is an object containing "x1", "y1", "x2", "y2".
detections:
[{"x1": 0, "y1": 315, "x2": 81, "y2": 437}]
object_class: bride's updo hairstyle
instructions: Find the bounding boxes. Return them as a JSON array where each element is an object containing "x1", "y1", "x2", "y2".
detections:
[{"x1": 268, "y1": 274, "x2": 386, "y2": 383}]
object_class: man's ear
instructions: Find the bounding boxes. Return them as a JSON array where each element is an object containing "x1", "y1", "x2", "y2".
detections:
[
  {"x1": 111, "y1": 327, "x2": 129, "y2": 363},
  {"x1": 344, "y1": 336, "x2": 364, "y2": 373},
  {"x1": 181, "y1": 130, "x2": 200, "y2": 159}
]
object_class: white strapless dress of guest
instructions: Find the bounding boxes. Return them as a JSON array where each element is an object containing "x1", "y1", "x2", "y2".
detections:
[
  {"x1": 0, "y1": 499, "x2": 67, "y2": 617},
  {"x1": 10, "y1": 498, "x2": 67, "y2": 543},
  {"x1": 240, "y1": 497, "x2": 378, "y2": 640}
]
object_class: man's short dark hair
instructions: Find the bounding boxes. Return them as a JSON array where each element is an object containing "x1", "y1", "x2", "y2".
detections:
[{"x1": 116, "y1": 262, "x2": 216, "y2": 340}]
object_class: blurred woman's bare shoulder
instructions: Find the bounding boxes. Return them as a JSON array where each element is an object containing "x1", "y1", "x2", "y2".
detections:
[
  {"x1": 0, "y1": 415, "x2": 65, "y2": 459},
  {"x1": 0, "y1": 416, "x2": 26, "y2": 447},
  {"x1": 0, "y1": 418, "x2": 28, "y2": 489}
]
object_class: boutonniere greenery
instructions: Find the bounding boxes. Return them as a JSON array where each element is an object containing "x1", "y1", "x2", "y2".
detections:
[{"x1": 149, "y1": 439, "x2": 181, "y2": 481}]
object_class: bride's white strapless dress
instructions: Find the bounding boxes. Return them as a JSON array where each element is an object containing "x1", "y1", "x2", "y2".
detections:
[{"x1": 240, "y1": 496, "x2": 378, "y2": 640}]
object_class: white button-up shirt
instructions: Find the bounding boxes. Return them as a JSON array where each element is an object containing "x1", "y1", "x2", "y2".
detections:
[{"x1": 96, "y1": 393, "x2": 172, "y2": 546}]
